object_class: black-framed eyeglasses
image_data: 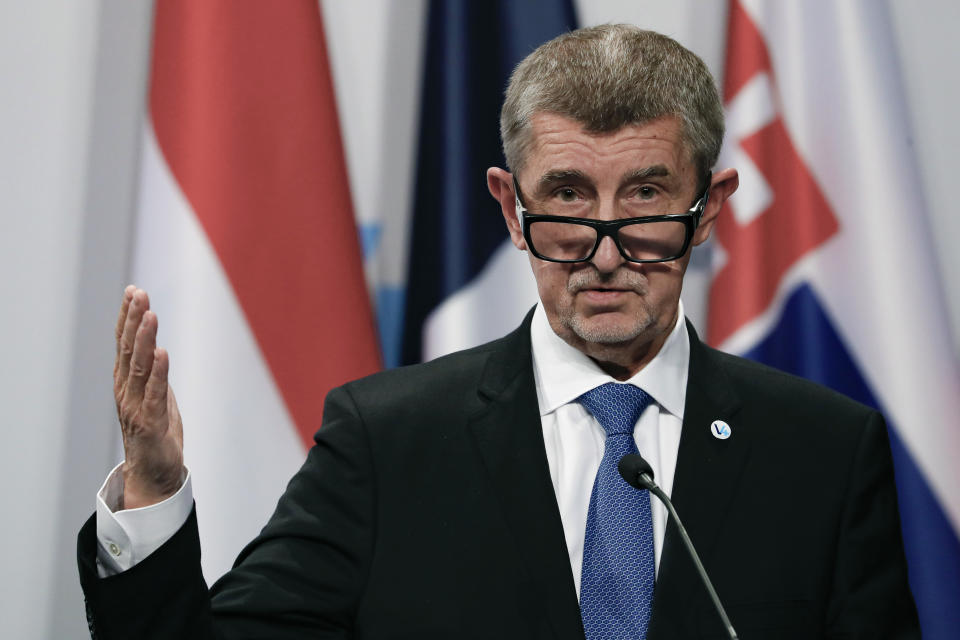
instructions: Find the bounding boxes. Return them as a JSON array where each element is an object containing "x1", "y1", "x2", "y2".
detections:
[{"x1": 513, "y1": 175, "x2": 710, "y2": 264}]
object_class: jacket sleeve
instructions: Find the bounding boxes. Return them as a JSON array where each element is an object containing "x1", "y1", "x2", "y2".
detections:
[
  {"x1": 78, "y1": 504, "x2": 214, "y2": 639},
  {"x1": 77, "y1": 384, "x2": 376, "y2": 639},
  {"x1": 825, "y1": 411, "x2": 920, "y2": 639}
]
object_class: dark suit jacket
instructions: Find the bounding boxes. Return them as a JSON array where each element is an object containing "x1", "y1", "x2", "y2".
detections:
[{"x1": 78, "y1": 312, "x2": 919, "y2": 639}]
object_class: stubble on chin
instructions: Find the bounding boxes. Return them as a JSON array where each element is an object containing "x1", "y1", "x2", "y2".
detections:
[{"x1": 560, "y1": 304, "x2": 654, "y2": 345}]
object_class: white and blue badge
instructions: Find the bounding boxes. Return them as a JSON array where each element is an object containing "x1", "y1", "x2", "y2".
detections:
[{"x1": 711, "y1": 420, "x2": 732, "y2": 440}]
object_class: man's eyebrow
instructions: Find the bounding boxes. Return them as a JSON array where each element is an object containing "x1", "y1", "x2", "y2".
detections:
[
  {"x1": 536, "y1": 170, "x2": 589, "y2": 194},
  {"x1": 531, "y1": 165, "x2": 673, "y2": 198},
  {"x1": 621, "y1": 165, "x2": 671, "y2": 183}
]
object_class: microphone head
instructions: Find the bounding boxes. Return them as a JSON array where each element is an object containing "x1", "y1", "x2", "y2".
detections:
[{"x1": 618, "y1": 454, "x2": 655, "y2": 490}]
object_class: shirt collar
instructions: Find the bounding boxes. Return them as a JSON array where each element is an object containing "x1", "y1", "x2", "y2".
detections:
[{"x1": 530, "y1": 301, "x2": 690, "y2": 419}]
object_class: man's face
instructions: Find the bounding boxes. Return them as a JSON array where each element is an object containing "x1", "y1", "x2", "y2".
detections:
[{"x1": 489, "y1": 112, "x2": 731, "y2": 374}]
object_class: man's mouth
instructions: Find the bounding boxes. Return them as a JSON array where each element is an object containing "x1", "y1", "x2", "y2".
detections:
[
  {"x1": 567, "y1": 270, "x2": 647, "y2": 298},
  {"x1": 579, "y1": 287, "x2": 633, "y2": 303}
]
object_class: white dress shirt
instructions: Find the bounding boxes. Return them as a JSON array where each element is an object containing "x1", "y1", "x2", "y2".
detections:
[
  {"x1": 530, "y1": 302, "x2": 689, "y2": 597},
  {"x1": 96, "y1": 303, "x2": 689, "y2": 588}
]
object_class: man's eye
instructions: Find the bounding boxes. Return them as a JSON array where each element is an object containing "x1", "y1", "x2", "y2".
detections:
[
  {"x1": 557, "y1": 188, "x2": 579, "y2": 202},
  {"x1": 637, "y1": 186, "x2": 657, "y2": 199}
]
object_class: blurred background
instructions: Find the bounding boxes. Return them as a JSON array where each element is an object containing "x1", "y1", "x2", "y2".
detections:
[{"x1": 2, "y1": 0, "x2": 958, "y2": 637}]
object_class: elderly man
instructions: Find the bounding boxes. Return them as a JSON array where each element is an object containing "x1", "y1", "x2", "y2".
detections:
[{"x1": 79, "y1": 25, "x2": 918, "y2": 639}]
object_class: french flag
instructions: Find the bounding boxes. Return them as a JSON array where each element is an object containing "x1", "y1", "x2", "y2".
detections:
[
  {"x1": 400, "y1": 0, "x2": 576, "y2": 365},
  {"x1": 131, "y1": 0, "x2": 380, "y2": 580},
  {"x1": 712, "y1": 1, "x2": 960, "y2": 636}
]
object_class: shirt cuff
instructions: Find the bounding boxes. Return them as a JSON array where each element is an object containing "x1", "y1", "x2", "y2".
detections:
[{"x1": 95, "y1": 461, "x2": 193, "y2": 577}]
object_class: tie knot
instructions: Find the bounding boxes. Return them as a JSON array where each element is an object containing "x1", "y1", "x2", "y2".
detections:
[{"x1": 577, "y1": 382, "x2": 652, "y2": 437}]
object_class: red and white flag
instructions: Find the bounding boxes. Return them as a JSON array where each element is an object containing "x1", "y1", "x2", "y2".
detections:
[{"x1": 131, "y1": 0, "x2": 380, "y2": 580}]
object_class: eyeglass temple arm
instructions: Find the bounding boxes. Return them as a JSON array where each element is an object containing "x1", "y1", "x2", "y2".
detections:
[
  {"x1": 512, "y1": 176, "x2": 525, "y2": 228},
  {"x1": 693, "y1": 172, "x2": 712, "y2": 226}
]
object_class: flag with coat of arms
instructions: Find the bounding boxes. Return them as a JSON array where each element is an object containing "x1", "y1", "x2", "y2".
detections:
[{"x1": 710, "y1": 2, "x2": 960, "y2": 636}]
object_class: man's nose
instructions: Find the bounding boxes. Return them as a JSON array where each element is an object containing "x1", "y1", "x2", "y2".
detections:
[{"x1": 590, "y1": 234, "x2": 625, "y2": 273}]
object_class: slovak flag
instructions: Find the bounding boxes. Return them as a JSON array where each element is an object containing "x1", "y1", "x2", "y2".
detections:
[
  {"x1": 710, "y1": 1, "x2": 960, "y2": 636},
  {"x1": 130, "y1": 0, "x2": 380, "y2": 581}
]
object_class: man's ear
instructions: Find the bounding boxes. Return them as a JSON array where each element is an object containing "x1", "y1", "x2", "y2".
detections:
[
  {"x1": 692, "y1": 167, "x2": 739, "y2": 246},
  {"x1": 487, "y1": 167, "x2": 527, "y2": 251}
]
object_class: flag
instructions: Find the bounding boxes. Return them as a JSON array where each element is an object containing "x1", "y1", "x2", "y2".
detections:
[
  {"x1": 710, "y1": 1, "x2": 960, "y2": 636},
  {"x1": 399, "y1": 0, "x2": 576, "y2": 365},
  {"x1": 131, "y1": 0, "x2": 380, "y2": 580}
]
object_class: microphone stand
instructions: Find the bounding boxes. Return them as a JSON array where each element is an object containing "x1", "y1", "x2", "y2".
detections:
[{"x1": 642, "y1": 474, "x2": 738, "y2": 640}]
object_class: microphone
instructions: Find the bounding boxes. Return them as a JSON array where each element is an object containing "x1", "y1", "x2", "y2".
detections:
[{"x1": 618, "y1": 454, "x2": 739, "y2": 640}]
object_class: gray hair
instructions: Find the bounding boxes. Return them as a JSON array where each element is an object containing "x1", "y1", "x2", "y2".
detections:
[{"x1": 501, "y1": 24, "x2": 724, "y2": 181}]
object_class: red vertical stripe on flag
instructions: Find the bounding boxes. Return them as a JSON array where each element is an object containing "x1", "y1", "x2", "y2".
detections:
[
  {"x1": 148, "y1": 0, "x2": 380, "y2": 447},
  {"x1": 708, "y1": 0, "x2": 839, "y2": 346}
]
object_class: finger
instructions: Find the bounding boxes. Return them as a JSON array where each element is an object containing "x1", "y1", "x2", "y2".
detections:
[
  {"x1": 142, "y1": 346, "x2": 169, "y2": 419},
  {"x1": 114, "y1": 285, "x2": 136, "y2": 355},
  {"x1": 167, "y1": 385, "x2": 183, "y2": 442},
  {"x1": 116, "y1": 289, "x2": 150, "y2": 389},
  {"x1": 125, "y1": 309, "x2": 157, "y2": 404}
]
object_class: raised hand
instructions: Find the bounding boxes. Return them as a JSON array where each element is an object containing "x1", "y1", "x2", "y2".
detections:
[{"x1": 113, "y1": 286, "x2": 185, "y2": 510}]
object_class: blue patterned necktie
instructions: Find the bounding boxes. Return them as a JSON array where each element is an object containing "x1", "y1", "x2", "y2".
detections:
[{"x1": 578, "y1": 382, "x2": 656, "y2": 639}]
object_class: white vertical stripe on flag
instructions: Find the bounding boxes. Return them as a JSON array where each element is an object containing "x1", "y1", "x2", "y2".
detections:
[
  {"x1": 131, "y1": 122, "x2": 306, "y2": 581},
  {"x1": 423, "y1": 240, "x2": 538, "y2": 361}
]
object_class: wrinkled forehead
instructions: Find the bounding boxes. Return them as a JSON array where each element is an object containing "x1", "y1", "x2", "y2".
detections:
[{"x1": 520, "y1": 112, "x2": 698, "y2": 187}]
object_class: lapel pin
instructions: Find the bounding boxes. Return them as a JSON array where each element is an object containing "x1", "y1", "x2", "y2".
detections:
[{"x1": 711, "y1": 420, "x2": 732, "y2": 440}]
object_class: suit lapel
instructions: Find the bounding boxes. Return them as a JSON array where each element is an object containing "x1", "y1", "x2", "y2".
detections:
[
  {"x1": 649, "y1": 321, "x2": 750, "y2": 635},
  {"x1": 467, "y1": 311, "x2": 586, "y2": 640}
]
